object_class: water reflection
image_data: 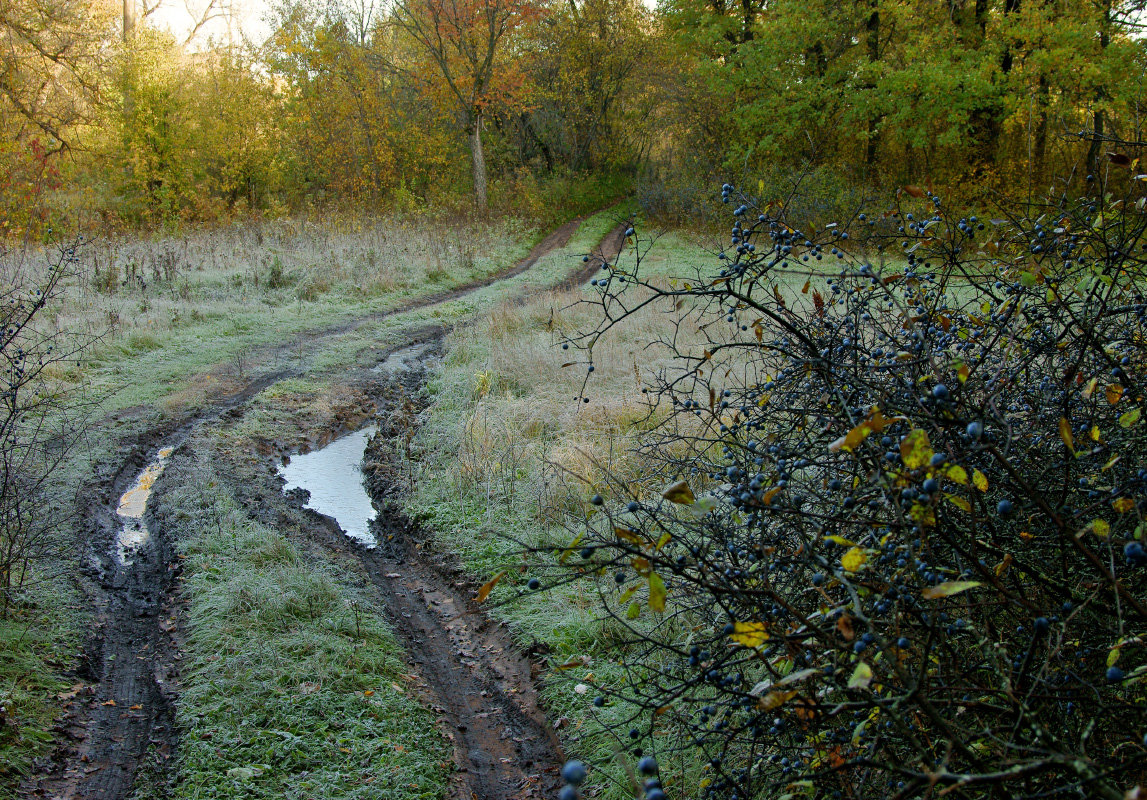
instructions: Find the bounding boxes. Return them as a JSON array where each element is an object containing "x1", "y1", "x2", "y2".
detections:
[{"x1": 278, "y1": 427, "x2": 378, "y2": 547}]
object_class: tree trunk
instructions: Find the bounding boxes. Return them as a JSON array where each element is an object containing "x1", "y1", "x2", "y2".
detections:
[
  {"x1": 469, "y1": 116, "x2": 488, "y2": 215},
  {"x1": 1033, "y1": 74, "x2": 1049, "y2": 181},
  {"x1": 1087, "y1": 0, "x2": 1111, "y2": 178},
  {"x1": 863, "y1": 0, "x2": 882, "y2": 177},
  {"x1": 123, "y1": 0, "x2": 136, "y2": 39}
]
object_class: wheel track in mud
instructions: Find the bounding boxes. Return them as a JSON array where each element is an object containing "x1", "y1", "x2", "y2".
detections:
[{"x1": 22, "y1": 214, "x2": 628, "y2": 800}]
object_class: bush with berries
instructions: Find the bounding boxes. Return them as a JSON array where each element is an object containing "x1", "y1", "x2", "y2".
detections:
[{"x1": 553, "y1": 154, "x2": 1147, "y2": 799}]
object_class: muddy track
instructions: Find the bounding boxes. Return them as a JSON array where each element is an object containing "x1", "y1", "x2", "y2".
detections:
[
  {"x1": 228, "y1": 354, "x2": 565, "y2": 799},
  {"x1": 23, "y1": 213, "x2": 629, "y2": 800}
]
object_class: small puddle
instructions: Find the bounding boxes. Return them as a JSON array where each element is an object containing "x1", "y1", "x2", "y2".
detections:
[
  {"x1": 115, "y1": 446, "x2": 174, "y2": 564},
  {"x1": 278, "y1": 427, "x2": 378, "y2": 548},
  {"x1": 373, "y1": 342, "x2": 434, "y2": 374}
]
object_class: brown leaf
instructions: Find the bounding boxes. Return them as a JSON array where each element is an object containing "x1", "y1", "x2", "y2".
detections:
[
  {"x1": 903, "y1": 184, "x2": 926, "y2": 198},
  {"x1": 836, "y1": 613, "x2": 855, "y2": 641},
  {"x1": 661, "y1": 480, "x2": 695, "y2": 505},
  {"x1": 614, "y1": 526, "x2": 645, "y2": 545},
  {"x1": 1107, "y1": 152, "x2": 1132, "y2": 167},
  {"x1": 812, "y1": 291, "x2": 825, "y2": 318}
]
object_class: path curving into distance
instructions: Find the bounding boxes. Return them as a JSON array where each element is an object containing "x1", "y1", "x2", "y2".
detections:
[{"x1": 23, "y1": 213, "x2": 627, "y2": 800}]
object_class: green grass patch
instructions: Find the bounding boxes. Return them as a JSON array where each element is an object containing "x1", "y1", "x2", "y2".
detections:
[
  {"x1": 164, "y1": 460, "x2": 450, "y2": 800},
  {"x1": 0, "y1": 579, "x2": 81, "y2": 798}
]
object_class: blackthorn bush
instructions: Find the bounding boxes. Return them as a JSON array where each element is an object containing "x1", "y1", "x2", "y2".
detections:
[{"x1": 555, "y1": 161, "x2": 1147, "y2": 798}]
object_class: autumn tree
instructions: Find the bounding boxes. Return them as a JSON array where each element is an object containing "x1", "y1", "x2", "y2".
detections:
[
  {"x1": 265, "y1": 0, "x2": 459, "y2": 206},
  {"x1": 1, "y1": 0, "x2": 114, "y2": 233},
  {"x1": 388, "y1": 0, "x2": 544, "y2": 213},
  {"x1": 521, "y1": 0, "x2": 658, "y2": 173}
]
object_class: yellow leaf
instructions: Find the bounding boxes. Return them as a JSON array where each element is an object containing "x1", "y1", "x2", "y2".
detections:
[
  {"x1": 1107, "y1": 646, "x2": 1121, "y2": 667},
  {"x1": 946, "y1": 465, "x2": 968, "y2": 485},
  {"x1": 1058, "y1": 417, "x2": 1075, "y2": 454},
  {"x1": 730, "y1": 621, "x2": 770, "y2": 648},
  {"x1": 828, "y1": 407, "x2": 902, "y2": 452},
  {"x1": 957, "y1": 363, "x2": 970, "y2": 384},
  {"x1": 825, "y1": 535, "x2": 857, "y2": 547},
  {"x1": 1090, "y1": 425, "x2": 1101, "y2": 442},
  {"x1": 946, "y1": 494, "x2": 971, "y2": 512},
  {"x1": 648, "y1": 572, "x2": 667, "y2": 612},
  {"x1": 614, "y1": 527, "x2": 644, "y2": 545},
  {"x1": 841, "y1": 547, "x2": 867, "y2": 573},
  {"x1": 921, "y1": 581, "x2": 982, "y2": 599},
  {"x1": 1114, "y1": 498, "x2": 1135, "y2": 513},
  {"x1": 972, "y1": 470, "x2": 989, "y2": 492},
  {"x1": 848, "y1": 662, "x2": 873, "y2": 690},
  {"x1": 1107, "y1": 384, "x2": 1124, "y2": 405},
  {"x1": 1082, "y1": 378, "x2": 1099, "y2": 399},
  {"x1": 910, "y1": 502, "x2": 937, "y2": 527},
  {"x1": 1119, "y1": 408, "x2": 1141, "y2": 428},
  {"x1": 762, "y1": 486, "x2": 783, "y2": 505},
  {"x1": 475, "y1": 571, "x2": 506, "y2": 603},
  {"x1": 1090, "y1": 519, "x2": 1111, "y2": 538},
  {"x1": 758, "y1": 689, "x2": 797, "y2": 711},
  {"x1": 661, "y1": 480, "x2": 695, "y2": 504},
  {"x1": 900, "y1": 429, "x2": 933, "y2": 469}
]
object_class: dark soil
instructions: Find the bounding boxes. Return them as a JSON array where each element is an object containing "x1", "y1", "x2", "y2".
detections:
[{"x1": 21, "y1": 211, "x2": 631, "y2": 800}]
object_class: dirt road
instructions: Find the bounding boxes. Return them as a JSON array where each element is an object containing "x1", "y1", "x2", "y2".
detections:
[{"x1": 23, "y1": 216, "x2": 627, "y2": 800}]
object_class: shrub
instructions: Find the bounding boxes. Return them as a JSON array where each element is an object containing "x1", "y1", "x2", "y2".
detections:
[
  {"x1": 551, "y1": 157, "x2": 1147, "y2": 798},
  {"x1": 0, "y1": 240, "x2": 100, "y2": 614}
]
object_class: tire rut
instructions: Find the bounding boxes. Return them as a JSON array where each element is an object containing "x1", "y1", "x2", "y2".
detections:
[{"x1": 23, "y1": 211, "x2": 629, "y2": 800}]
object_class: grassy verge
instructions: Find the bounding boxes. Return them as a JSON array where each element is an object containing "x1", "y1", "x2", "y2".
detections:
[
  {"x1": 403, "y1": 224, "x2": 723, "y2": 798},
  {"x1": 0, "y1": 578, "x2": 81, "y2": 797},
  {"x1": 49, "y1": 214, "x2": 538, "y2": 416}
]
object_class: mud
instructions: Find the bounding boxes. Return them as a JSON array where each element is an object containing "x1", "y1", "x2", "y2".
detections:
[{"x1": 23, "y1": 210, "x2": 631, "y2": 800}]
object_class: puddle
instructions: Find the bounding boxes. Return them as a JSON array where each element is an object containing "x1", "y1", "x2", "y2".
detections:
[
  {"x1": 278, "y1": 427, "x2": 378, "y2": 547},
  {"x1": 373, "y1": 342, "x2": 435, "y2": 373},
  {"x1": 115, "y1": 446, "x2": 174, "y2": 563}
]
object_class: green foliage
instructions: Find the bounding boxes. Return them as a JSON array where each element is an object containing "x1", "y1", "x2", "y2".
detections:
[
  {"x1": 98, "y1": 33, "x2": 286, "y2": 224},
  {"x1": 661, "y1": 0, "x2": 1147, "y2": 196}
]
